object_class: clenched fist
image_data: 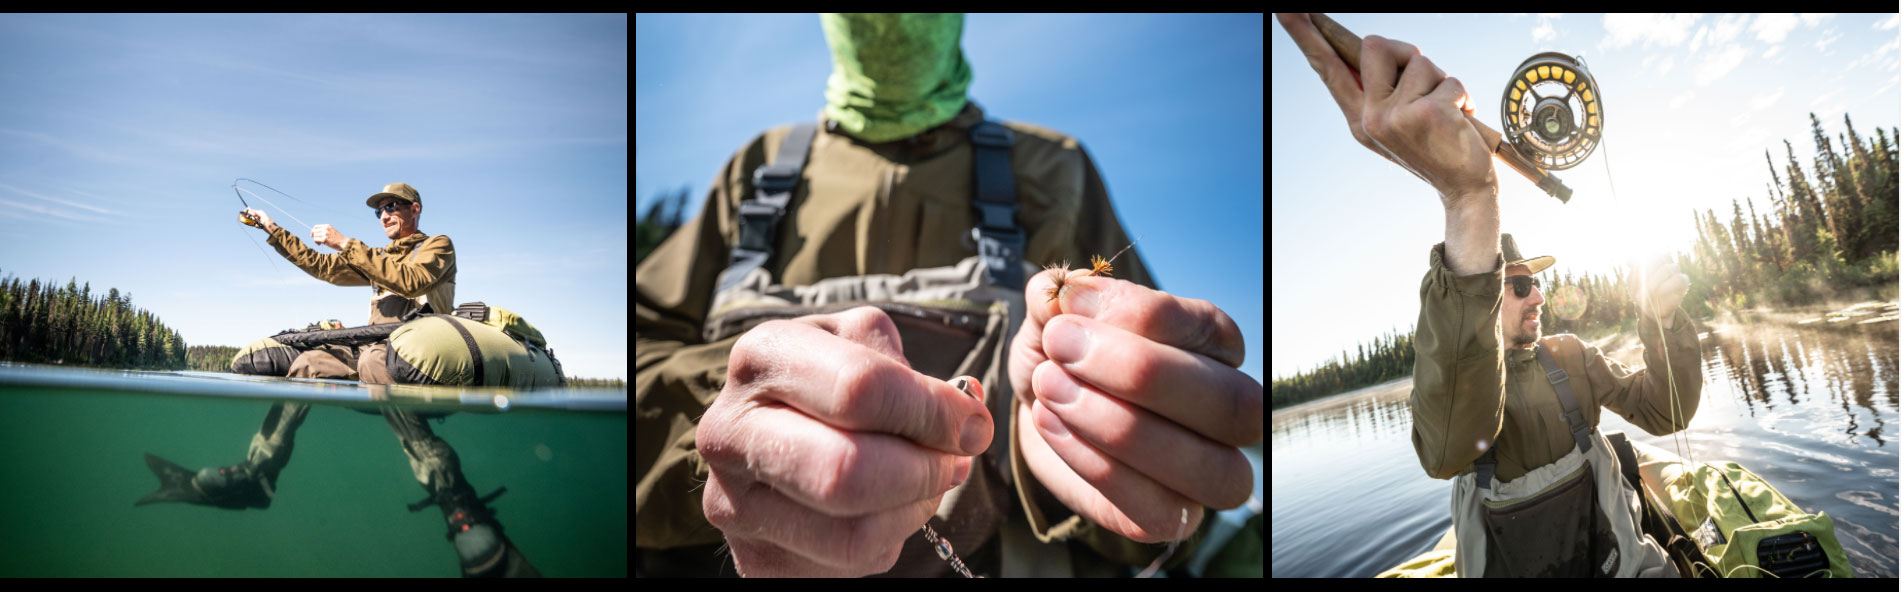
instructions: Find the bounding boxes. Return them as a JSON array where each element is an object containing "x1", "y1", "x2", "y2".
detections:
[{"x1": 697, "y1": 306, "x2": 994, "y2": 577}]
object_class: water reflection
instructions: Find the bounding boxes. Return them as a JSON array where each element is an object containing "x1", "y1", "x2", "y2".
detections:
[{"x1": 1705, "y1": 318, "x2": 1896, "y2": 445}]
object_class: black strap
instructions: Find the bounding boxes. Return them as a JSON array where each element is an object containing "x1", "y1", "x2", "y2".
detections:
[
  {"x1": 968, "y1": 120, "x2": 1024, "y2": 289},
  {"x1": 711, "y1": 118, "x2": 1025, "y2": 295},
  {"x1": 425, "y1": 314, "x2": 485, "y2": 386},
  {"x1": 715, "y1": 123, "x2": 818, "y2": 293},
  {"x1": 1535, "y1": 343, "x2": 1594, "y2": 454}
]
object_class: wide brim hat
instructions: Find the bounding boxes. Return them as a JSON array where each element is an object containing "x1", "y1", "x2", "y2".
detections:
[{"x1": 1500, "y1": 233, "x2": 1554, "y2": 275}]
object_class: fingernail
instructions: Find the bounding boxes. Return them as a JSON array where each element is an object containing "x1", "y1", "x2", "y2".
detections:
[
  {"x1": 960, "y1": 415, "x2": 988, "y2": 455},
  {"x1": 1045, "y1": 318, "x2": 1092, "y2": 366},
  {"x1": 1039, "y1": 363, "x2": 1080, "y2": 405},
  {"x1": 1065, "y1": 283, "x2": 1103, "y2": 317}
]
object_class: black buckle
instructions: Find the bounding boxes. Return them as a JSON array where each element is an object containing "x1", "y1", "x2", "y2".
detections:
[
  {"x1": 735, "y1": 201, "x2": 782, "y2": 253},
  {"x1": 752, "y1": 163, "x2": 800, "y2": 195}
]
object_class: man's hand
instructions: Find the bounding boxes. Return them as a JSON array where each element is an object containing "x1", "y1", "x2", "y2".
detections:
[
  {"x1": 1627, "y1": 256, "x2": 1689, "y2": 329},
  {"x1": 1277, "y1": 13, "x2": 1497, "y2": 205},
  {"x1": 1007, "y1": 270, "x2": 1262, "y2": 543},
  {"x1": 697, "y1": 306, "x2": 994, "y2": 577},
  {"x1": 1278, "y1": 13, "x2": 1501, "y2": 275},
  {"x1": 312, "y1": 224, "x2": 349, "y2": 251},
  {"x1": 241, "y1": 208, "x2": 279, "y2": 234}
]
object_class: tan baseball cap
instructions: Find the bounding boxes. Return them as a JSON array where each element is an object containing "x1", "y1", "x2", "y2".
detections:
[{"x1": 366, "y1": 182, "x2": 421, "y2": 208}]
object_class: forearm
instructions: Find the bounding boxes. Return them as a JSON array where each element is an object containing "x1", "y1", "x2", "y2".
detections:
[{"x1": 1441, "y1": 194, "x2": 1500, "y2": 276}]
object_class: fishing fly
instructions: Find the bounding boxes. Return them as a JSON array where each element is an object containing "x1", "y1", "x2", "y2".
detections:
[{"x1": 1043, "y1": 239, "x2": 1140, "y2": 303}]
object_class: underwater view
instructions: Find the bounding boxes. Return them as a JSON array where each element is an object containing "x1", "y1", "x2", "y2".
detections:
[{"x1": 0, "y1": 364, "x2": 627, "y2": 577}]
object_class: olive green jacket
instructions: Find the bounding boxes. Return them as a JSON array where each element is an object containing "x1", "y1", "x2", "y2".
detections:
[{"x1": 1409, "y1": 242, "x2": 1704, "y2": 483}]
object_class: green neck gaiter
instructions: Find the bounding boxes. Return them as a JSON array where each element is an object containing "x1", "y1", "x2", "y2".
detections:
[{"x1": 820, "y1": 13, "x2": 972, "y2": 143}]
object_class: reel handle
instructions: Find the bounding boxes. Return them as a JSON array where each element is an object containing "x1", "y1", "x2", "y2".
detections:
[{"x1": 1306, "y1": 13, "x2": 1573, "y2": 203}]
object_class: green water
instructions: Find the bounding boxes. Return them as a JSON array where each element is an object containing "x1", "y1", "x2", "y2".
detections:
[{"x1": 0, "y1": 364, "x2": 627, "y2": 577}]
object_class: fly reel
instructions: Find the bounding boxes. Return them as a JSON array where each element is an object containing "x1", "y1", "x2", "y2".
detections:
[{"x1": 1500, "y1": 52, "x2": 1602, "y2": 171}]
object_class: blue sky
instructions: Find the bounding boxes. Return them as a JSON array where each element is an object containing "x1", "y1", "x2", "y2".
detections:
[
  {"x1": 1273, "y1": 13, "x2": 1900, "y2": 379},
  {"x1": 636, "y1": 13, "x2": 1266, "y2": 385},
  {"x1": 0, "y1": 14, "x2": 628, "y2": 380}
]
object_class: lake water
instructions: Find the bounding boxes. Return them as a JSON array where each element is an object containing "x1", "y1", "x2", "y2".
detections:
[
  {"x1": 1271, "y1": 320, "x2": 1899, "y2": 578},
  {"x1": 0, "y1": 363, "x2": 627, "y2": 577}
]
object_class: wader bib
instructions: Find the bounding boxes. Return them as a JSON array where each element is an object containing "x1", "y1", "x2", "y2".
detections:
[
  {"x1": 702, "y1": 119, "x2": 1072, "y2": 577},
  {"x1": 1451, "y1": 344, "x2": 1676, "y2": 577}
]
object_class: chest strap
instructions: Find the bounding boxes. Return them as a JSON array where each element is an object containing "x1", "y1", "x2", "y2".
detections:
[{"x1": 713, "y1": 118, "x2": 1024, "y2": 295}]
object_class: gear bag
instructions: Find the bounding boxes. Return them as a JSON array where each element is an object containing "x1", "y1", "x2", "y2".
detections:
[{"x1": 1614, "y1": 433, "x2": 1852, "y2": 578}]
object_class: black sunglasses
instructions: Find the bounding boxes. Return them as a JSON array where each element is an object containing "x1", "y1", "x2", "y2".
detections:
[
  {"x1": 1505, "y1": 275, "x2": 1541, "y2": 298},
  {"x1": 373, "y1": 201, "x2": 407, "y2": 218}
]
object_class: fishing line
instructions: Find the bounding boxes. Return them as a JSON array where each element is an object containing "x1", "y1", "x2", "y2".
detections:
[
  {"x1": 1498, "y1": 52, "x2": 1694, "y2": 462},
  {"x1": 1590, "y1": 106, "x2": 1694, "y2": 466},
  {"x1": 229, "y1": 178, "x2": 376, "y2": 277},
  {"x1": 233, "y1": 220, "x2": 282, "y2": 270},
  {"x1": 232, "y1": 179, "x2": 318, "y2": 232},
  {"x1": 1134, "y1": 507, "x2": 1188, "y2": 578}
]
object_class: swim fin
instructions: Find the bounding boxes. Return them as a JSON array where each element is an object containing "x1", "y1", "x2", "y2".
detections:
[{"x1": 135, "y1": 452, "x2": 274, "y2": 510}]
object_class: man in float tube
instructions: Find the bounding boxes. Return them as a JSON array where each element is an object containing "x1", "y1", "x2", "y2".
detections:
[
  {"x1": 1277, "y1": 14, "x2": 1704, "y2": 576},
  {"x1": 136, "y1": 183, "x2": 540, "y2": 577}
]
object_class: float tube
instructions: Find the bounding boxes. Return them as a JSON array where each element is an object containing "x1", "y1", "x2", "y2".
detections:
[{"x1": 231, "y1": 302, "x2": 564, "y2": 388}]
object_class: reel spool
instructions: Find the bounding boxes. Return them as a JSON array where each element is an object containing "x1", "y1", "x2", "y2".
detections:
[{"x1": 1500, "y1": 52, "x2": 1602, "y2": 171}]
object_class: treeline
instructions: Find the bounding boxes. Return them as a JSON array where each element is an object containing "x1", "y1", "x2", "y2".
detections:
[
  {"x1": 1693, "y1": 114, "x2": 1898, "y2": 308},
  {"x1": 1270, "y1": 329, "x2": 1414, "y2": 410},
  {"x1": 566, "y1": 376, "x2": 626, "y2": 388},
  {"x1": 1273, "y1": 112, "x2": 1899, "y2": 410},
  {"x1": 0, "y1": 269, "x2": 188, "y2": 369},
  {"x1": 186, "y1": 344, "x2": 241, "y2": 372}
]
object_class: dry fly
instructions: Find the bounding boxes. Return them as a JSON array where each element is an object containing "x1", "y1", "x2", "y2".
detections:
[{"x1": 1043, "y1": 239, "x2": 1140, "y2": 302}]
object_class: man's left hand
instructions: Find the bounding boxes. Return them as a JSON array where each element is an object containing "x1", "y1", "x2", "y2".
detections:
[
  {"x1": 1628, "y1": 256, "x2": 1688, "y2": 328},
  {"x1": 312, "y1": 224, "x2": 349, "y2": 251},
  {"x1": 1007, "y1": 270, "x2": 1262, "y2": 543}
]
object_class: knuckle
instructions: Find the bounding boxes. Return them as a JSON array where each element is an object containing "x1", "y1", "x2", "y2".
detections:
[{"x1": 812, "y1": 437, "x2": 873, "y2": 508}]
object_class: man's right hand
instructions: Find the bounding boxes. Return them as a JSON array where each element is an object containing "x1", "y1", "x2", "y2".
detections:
[
  {"x1": 696, "y1": 306, "x2": 994, "y2": 577},
  {"x1": 1277, "y1": 13, "x2": 1498, "y2": 206},
  {"x1": 241, "y1": 208, "x2": 279, "y2": 234},
  {"x1": 1277, "y1": 14, "x2": 1501, "y2": 275}
]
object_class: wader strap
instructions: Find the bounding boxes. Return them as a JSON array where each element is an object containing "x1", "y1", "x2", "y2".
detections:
[
  {"x1": 1475, "y1": 447, "x2": 1497, "y2": 491},
  {"x1": 712, "y1": 119, "x2": 1024, "y2": 294},
  {"x1": 1535, "y1": 344, "x2": 1593, "y2": 454},
  {"x1": 716, "y1": 122, "x2": 818, "y2": 293},
  {"x1": 1474, "y1": 343, "x2": 1593, "y2": 490},
  {"x1": 968, "y1": 120, "x2": 1024, "y2": 290}
]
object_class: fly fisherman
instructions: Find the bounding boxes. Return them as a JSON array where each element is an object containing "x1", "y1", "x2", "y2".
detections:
[
  {"x1": 636, "y1": 13, "x2": 1264, "y2": 577},
  {"x1": 1279, "y1": 14, "x2": 1705, "y2": 577},
  {"x1": 138, "y1": 183, "x2": 539, "y2": 577}
]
